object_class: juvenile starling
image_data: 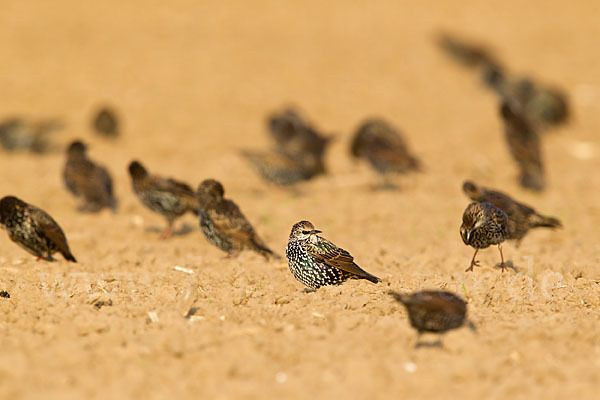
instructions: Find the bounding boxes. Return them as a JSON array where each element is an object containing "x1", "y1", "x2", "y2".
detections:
[
  {"x1": 63, "y1": 140, "x2": 116, "y2": 212},
  {"x1": 389, "y1": 290, "x2": 475, "y2": 346},
  {"x1": 463, "y1": 180, "x2": 562, "y2": 245},
  {"x1": 196, "y1": 179, "x2": 276, "y2": 258},
  {"x1": 350, "y1": 118, "x2": 421, "y2": 186},
  {"x1": 500, "y1": 100, "x2": 545, "y2": 191},
  {"x1": 460, "y1": 202, "x2": 509, "y2": 272},
  {"x1": 285, "y1": 220, "x2": 380, "y2": 291},
  {"x1": 0, "y1": 117, "x2": 62, "y2": 153},
  {"x1": 0, "y1": 196, "x2": 76, "y2": 262},
  {"x1": 241, "y1": 150, "x2": 319, "y2": 186},
  {"x1": 128, "y1": 160, "x2": 198, "y2": 239},
  {"x1": 92, "y1": 106, "x2": 119, "y2": 138}
]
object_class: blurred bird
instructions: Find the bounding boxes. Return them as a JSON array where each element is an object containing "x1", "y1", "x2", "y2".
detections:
[
  {"x1": 389, "y1": 290, "x2": 475, "y2": 347},
  {"x1": 437, "y1": 32, "x2": 500, "y2": 70},
  {"x1": 242, "y1": 107, "x2": 332, "y2": 186},
  {"x1": 500, "y1": 100, "x2": 546, "y2": 191},
  {"x1": 0, "y1": 117, "x2": 62, "y2": 153},
  {"x1": 128, "y1": 160, "x2": 198, "y2": 239},
  {"x1": 350, "y1": 118, "x2": 421, "y2": 187},
  {"x1": 63, "y1": 140, "x2": 116, "y2": 212},
  {"x1": 92, "y1": 106, "x2": 120, "y2": 138},
  {"x1": 462, "y1": 180, "x2": 562, "y2": 245},
  {"x1": 196, "y1": 179, "x2": 277, "y2": 258},
  {"x1": 241, "y1": 150, "x2": 319, "y2": 186},
  {"x1": 0, "y1": 196, "x2": 76, "y2": 262},
  {"x1": 285, "y1": 220, "x2": 380, "y2": 291},
  {"x1": 460, "y1": 202, "x2": 509, "y2": 272}
]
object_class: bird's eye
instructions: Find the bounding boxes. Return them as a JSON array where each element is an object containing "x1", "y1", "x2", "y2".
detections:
[{"x1": 301, "y1": 230, "x2": 309, "y2": 234}]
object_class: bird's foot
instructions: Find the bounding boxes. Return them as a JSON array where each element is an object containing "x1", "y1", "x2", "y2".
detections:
[
  {"x1": 499, "y1": 262, "x2": 507, "y2": 273},
  {"x1": 159, "y1": 226, "x2": 173, "y2": 240},
  {"x1": 465, "y1": 260, "x2": 480, "y2": 272}
]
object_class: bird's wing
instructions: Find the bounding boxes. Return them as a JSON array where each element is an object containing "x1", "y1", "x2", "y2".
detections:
[
  {"x1": 29, "y1": 206, "x2": 71, "y2": 256},
  {"x1": 305, "y1": 237, "x2": 375, "y2": 279},
  {"x1": 207, "y1": 200, "x2": 258, "y2": 243}
]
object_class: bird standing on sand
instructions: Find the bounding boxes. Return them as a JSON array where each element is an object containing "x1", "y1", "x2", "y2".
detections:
[
  {"x1": 0, "y1": 196, "x2": 76, "y2": 262},
  {"x1": 389, "y1": 290, "x2": 475, "y2": 347},
  {"x1": 460, "y1": 202, "x2": 509, "y2": 272},
  {"x1": 350, "y1": 118, "x2": 421, "y2": 187},
  {"x1": 63, "y1": 140, "x2": 116, "y2": 212},
  {"x1": 500, "y1": 101, "x2": 546, "y2": 191},
  {"x1": 462, "y1": 180, "x2": 562, "y2": 245},
  {"x1": 285, "y1": 220, "x2": 380, "y2": 291},
  {"x1": 128, "y1": 161, "x2": 198, "y2": 239},
  {"x1": 0, "y1": 117, "x2": 62, "y2": 153},
  {"x1": 196, "y1": 179, "x2": 276, "y2": 258}
]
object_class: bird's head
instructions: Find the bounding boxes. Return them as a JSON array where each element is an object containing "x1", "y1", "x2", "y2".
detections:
[
  {"x1": 67, "y1": 140, "x2": 87, "y2": 157},
  {"x1": 462, "y1": 180, "x2": 483, "y2": 201},
  {"x1": 128, "y1": 160, "x2": 148, "y2": 180},
  {"x1": 0, "y1": 196, "x2": 25, "y2": 224},
  {"x1": 289, "y1": 220, "x2": 321, "y2": 241},
  {"x1": 460, "y1": 202, "x2": 484, "y2": 245},
  {"x1": 196, "y1": 179, "x2": 225, "y2": 204}
]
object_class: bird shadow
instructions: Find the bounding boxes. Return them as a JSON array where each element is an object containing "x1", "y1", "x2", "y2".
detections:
[
  {"x1": 494, "y1": 260, "x2": 518, "y2": 273},
  {"x1": 414, "y1": 339, "x2": 443, "y2": 349},
  {"x1": 145, "y1": 223, "x2": 196, "y2": 237}
]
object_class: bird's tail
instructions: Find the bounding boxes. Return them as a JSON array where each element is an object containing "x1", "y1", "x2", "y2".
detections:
[
  {"x1": 529, "y1": 213, "x2": 562, "y2": 229},
  {"x1": 62, "y1": 250, "x2": 77, "y2": 263},
  {"x1": 251, "y1": 239, "x2": 282, "y2": 260},
  {"x1": 362, "y1": 271, "x2": 381, "y2": 284}
]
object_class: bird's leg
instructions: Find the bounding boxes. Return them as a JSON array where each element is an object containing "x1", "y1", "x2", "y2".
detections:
[
  {"x1": 160, "y1": 222, "x2": 174, "y2": 240},
  {"x1": 465, "y1": 249, "x2": 480, "y2": 272},
  {"x1": 498, "y1": 244, "x2": 506, "y2": 272},
  {"x1": 36, "y1": 256, "x2": 44, "y2": 262}
]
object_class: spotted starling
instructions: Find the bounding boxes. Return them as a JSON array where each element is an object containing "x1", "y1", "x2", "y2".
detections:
[
  {"x1": 63, "y1": 140, "x2": 116, "y2": 212},
  {"x1": 460, "y1": 202, "x2": 509, "y2": 272},
  {"x1": 241, "y1": 150, "x2": 319, "y2": 186},
  {"x1": 196, "y1": 179, "x2": 276, "y2": 258},
  {"x1": 500, "y1": 100, "x2": 545, "y2": 191},
  {"x1": 463, "y1": 180, "x2": 562, "y2": 245},
  {"x1": 0, "y1": 117, "x2": 62, "y2": 153},
  {"x1": 389, "y1": 290, "x2": 475, "y2": 346},
  {"x1": 350, "y1": 118, "x2": 421, "y2": 186},
  {"x1": 285, "y1": 220, "x2": 380, "y2": 291},
  {"x1": 0, "y1": 196, "x2": 76, "y2": 262},
  {"x1": 92, "y1": 106, "x2": 119, "y2": 138},
  {"x1": 128, "y1": 160, "x2": 198, "y2": 239}
]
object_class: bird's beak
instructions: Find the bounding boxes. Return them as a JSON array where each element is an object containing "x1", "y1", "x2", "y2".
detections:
[
  {"x1": 311, "y1": 229, "x2": 322, "y2": 234},
  {"x1": 466, "y1": 230, "x2": 471, "y2": 242}
]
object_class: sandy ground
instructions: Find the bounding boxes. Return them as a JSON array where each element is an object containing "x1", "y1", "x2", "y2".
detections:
[{"x1": 1, "y1": 0, "x2": 600, "y2": 398}]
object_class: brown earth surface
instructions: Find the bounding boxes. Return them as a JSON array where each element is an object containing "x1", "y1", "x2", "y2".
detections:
[{"x1": 1, "y1": 0, "x2": 600, "y2": 399}]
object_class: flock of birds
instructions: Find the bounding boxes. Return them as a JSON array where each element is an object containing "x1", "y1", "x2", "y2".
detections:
[{"x1": 0, "y1": 33, "x2": 569, "y2": 345}]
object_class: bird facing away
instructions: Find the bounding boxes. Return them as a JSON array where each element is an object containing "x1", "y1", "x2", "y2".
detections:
[
  {"x1": 128, "y1": 160, "x2": 198, "y2": 239},
  {"x1": 285, "y1": 220, "x2": 380, "y2": 291},
  {"x1": 460, "y1": 202, "x2": 509, "y2": 272},
  {"x1": 0, "y1": 196, "x2": 76, "y2": 262},
  {"x1": 92, "y1": 106, "x2": 119, "y2": 138},
  {"x1": 389, "y1": 290, "x2": 475, "y2": 347},
  {"x1": 500, "y1": 100, "x2": 545, "y2": 191},
  {"x1": 0, "y1": 117, "x2": 63, "y2": 153},
  {"x1": 462, "y1": 180, "x2": 562, "y2": 245},
  {"x1": 350, "y1": 118, "x2": 421, "y2": 187},
  {"x1": 196, "y1": 179, "x2": 276, "y2": 258},
  {"x1": 241, "y1": 149, "x2": 319, "y2": 186},
  {"x1": 63, "y1": 140, "x2": 117, "y2": 212}
]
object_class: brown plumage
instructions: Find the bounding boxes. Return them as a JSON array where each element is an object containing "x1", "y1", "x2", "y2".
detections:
[
  {"x1": 0, "y1": 117, "x2": 62, "y2": 153},
  {"x1": 460, "y1": 202, "x2": 509, "y2": 272},
  {"x1": 63, "y1": 140, "x2": 116, "y2": 212},
  {"x1": 389, "y1": 290, "x2": 475, "y2": 346},
  {"x1": 500, "y1": 100, "x2": 545, "y2": 191},
  {"x1": 240, "y1": 149, "x2": 319, "y2": 186},
  {"x1": 350, "y1": 118, "x2": 421, "y2": 182},
  {"x1": 463, "y1": 180, "x2": 562, "y2": 245},
  {"x1": 92, "y1": 106, "x2": 119, "y2": 138},
  {"x1": 196, "y1": 179, "x2": 276, "y2": 258},
  {"x1": 0, "y1": 196, "x2": 76, "y2": 262},
  {"x1": 128, "y1": 160, "x2": 198, "y2": 239}
]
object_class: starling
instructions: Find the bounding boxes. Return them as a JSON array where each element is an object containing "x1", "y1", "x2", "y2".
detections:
[
  {"x1": 437, "y1": 32, "x2": 501, "y2": 70},
  {"x1": 350, "y1": 118, "x2": 421, "y2": 186},
  {"x1": 285, "y1": 220, "x2": 380, "y2": 291},
  {"x1": 241, "y1": 149, "x2": 319, "y2": 186},
  {"x1": 128, "y1": 160, "x2": 198, "y2": 239},
  {"x1": 196, "y1": 179, "x2": 276, "y2": 258},
  {"x1": 0, "y1": 117, "x2": 62, "y2": 153},
  {"x1": 500, "y1": 100, "x2": 545, "y2": 191},
  {"x1": 0, "y1": 196, "x2": 77, "y2": 262},
  {"x1": 92, "y1": 106, "x2": 119, "y2": 138},
  {"x1": 268, "y1": 107, "x2": 333, "y2": 163},
  {"x1": 63, "y1": 140, "x2": 117, "y2": 212},
  {"x1": 389, "y1": 290, "x2": 475, "y2": 346},
  {"x1": 460, "y1": 202, "x2": 509, "y2": 272},
  {"x1": 463, "y1": 180, "x2": 562, "y2": 245}
]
